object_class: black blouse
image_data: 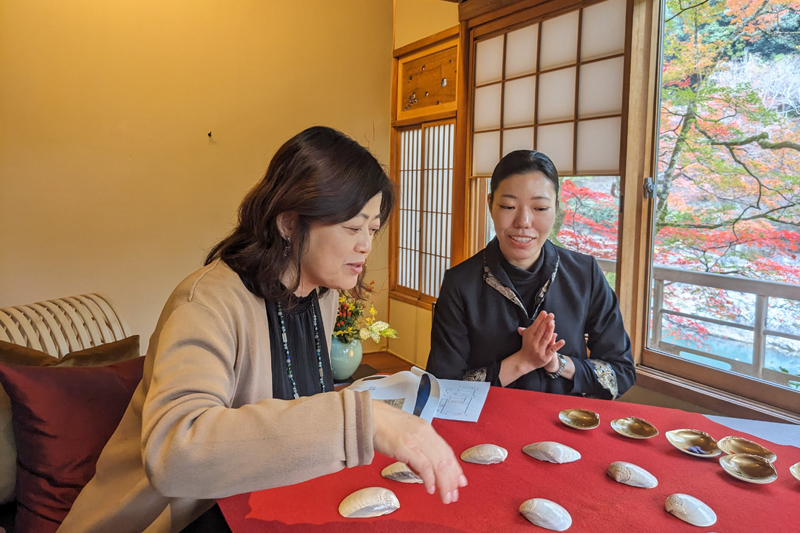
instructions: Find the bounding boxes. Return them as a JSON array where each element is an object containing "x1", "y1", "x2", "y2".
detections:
[
  {"x1": 266, "y1": 290, "x2": 334, "y2": 400},
  {"x1": 426, "y1": 238, "x2": 635, "y2": 399}
]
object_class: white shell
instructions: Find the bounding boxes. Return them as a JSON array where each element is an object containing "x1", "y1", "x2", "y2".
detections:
[
  {"x1": 522, "y1": 442, "x2": 581, "y2": 464},
  {"x1": 607, "y1": 461, "x2": 658, "y2": 488},
  {"x1": 381, "y1": 462, "x2": 423, "y2": 484},
  {"x1": 665, "y1": 493, "x2": 716, "y2": 527},
  {"x1": 460, "y1": 444, "x2": 508, "y2": 465},
  {"x1": 338, "y1": 487, "x2": 400, "y2": 518},
  {"x1": 519, "y1": 498, "x2": 572, "y2": 531}
]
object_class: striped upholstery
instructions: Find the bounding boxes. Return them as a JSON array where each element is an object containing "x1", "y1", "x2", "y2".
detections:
[{"x1": 0, "y1": 294, "x2": 131, "y2": 359}]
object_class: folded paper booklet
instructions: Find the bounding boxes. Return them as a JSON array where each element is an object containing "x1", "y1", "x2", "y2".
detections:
[{"x1": 347, "y1": 367, "x2": 489, "y2": 423}]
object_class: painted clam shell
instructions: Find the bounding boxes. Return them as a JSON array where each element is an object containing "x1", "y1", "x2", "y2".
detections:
[
  {"x1": 338, "y1": 487, "x2": 400, "y2": 518},
  {"x1": 522, "y1": 441, "x2": 581, "y2": 464},
  {"x1": 381, "y1": 462, "x2": 423, "y2": 484},
  {"x1": 665, "y1": 429, "x2": 721, "y2": 458},
  {"x1": 665, "y1": 493, "x2": 716, "y2": 527},
  {"x1": 606, "y1": 461, "x2": 658, "y2": 488},
  {"x1": 460, "y1": 444, "x2": 508, "y2": 465},
  {"x1": 519, "y1": 498, "x2": 572, "y2": 531}
]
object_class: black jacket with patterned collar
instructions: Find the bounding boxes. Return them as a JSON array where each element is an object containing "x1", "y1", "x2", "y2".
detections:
[{"x1": 426, "y1": 238, "x2": 635, "y2": 399}]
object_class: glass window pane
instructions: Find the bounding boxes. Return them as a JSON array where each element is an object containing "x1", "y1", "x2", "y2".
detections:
[
  {"x1": 540, "y1": 11, "x2": 578, "y2": 70},
  {"x1": 647, "y1": 0, "x2": 800, "y2": 397},
  {"x1": 555, "y1": 175, "x2": 619, "y2": 261},
  {"x1": 475, "y1": 35, "x2": 504, "y2": 85},
  {"x1": 472, "y1": 131, "x2": 500, "y2": 176},
  {"x1": 576, "y1": 117, "x2": 621, "y2": 174},
  {"x1": 767, "y1": 297, "x2": 800, "y2": 336},
  {"x1": 536, "y1": 123, "x2": 573, "y2": 175},
  {"x1": 505, "y1": 24, "x2": 538, "y2": 78},
  {"x1": 765, "y1": 337, "x2": 800, "y2": 389},
  {"x1": 578, "y1": 57, "x2": 624, "y2": 118},
  {"x1": 503, "y1": 127, "x2": 534, "y2": 157},
  {"x1": 537, "y1": 67, "x2": 576, "y2": 123},
  {"x1": 473, "y1": 84, "x2": 502, "y2": 131},
  {"x1": 581, "y1": 0, "x2": 626, "y2": 61},
  {"x1": 503, "y1": 76, "x2": 536, "y2": 127}
]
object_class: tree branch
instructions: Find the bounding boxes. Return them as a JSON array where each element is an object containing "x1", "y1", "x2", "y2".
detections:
[
  {"x1": 663, "y1": 204, "x2": 799, "y2": 229},
  {"x1": 666, "y1": 0, "x2": 713, "y2": 23}
]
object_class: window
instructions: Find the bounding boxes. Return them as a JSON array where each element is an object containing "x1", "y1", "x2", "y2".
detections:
[
  {"x1": 389, "y1": 29, "x2": 460, "y2": 309},
  {"x1": 468, "y1": 0, "x2": 628, "y2": 286},
  {"x1": 396, "y1": 121, "x2": 455, "y2": 300},
  {"x1": 643, "y1": 0, "x2": 800, "y2": 412}
]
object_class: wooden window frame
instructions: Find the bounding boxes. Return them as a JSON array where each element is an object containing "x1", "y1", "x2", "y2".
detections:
[
  {"x1": 389, "y1": 27, "x2": 464, "y2": 310},
  {"x1": 457, "y1": 0, "x2": 800, "y2": 421}
]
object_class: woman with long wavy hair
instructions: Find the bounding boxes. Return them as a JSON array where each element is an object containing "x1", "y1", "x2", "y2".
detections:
[{"x1": 60, "y1": 127, "x2": 466, "y2": 533}]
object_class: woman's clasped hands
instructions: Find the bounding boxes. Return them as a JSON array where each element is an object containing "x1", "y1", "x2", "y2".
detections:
[{"x1": 499, "y1": 311, "x2": 566, "y2": 385}]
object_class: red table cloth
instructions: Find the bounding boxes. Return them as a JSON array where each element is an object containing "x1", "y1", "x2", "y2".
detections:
[{"x1": 219, "y1": 387, "x2": 800, "y2": 532}]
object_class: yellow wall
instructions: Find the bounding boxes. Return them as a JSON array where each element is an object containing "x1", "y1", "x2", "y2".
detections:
[
  {"x1": 387, "y1": 299, "x2": 432, "y2": 368},
  {"x1": 394, "y1": 0, "x2": 459, "y2": 50},
  {"x1": 387, "y1": 1, "x2": 458, "y2": 364},
  {"x1": 0, "y1": 0, "x2": 393, "y2": 347}
]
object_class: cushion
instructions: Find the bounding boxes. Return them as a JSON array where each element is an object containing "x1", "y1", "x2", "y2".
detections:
[
  {"x1": 0, "y1": 336, "x2": 139, "y2": 504},
  {"x1": 0, "y1": 356, "x2": 144, "y2": 533}
]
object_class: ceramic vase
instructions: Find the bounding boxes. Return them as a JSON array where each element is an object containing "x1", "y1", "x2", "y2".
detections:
[{"x1": 330, "y1": 336, "x2": 363, "y2": 380}]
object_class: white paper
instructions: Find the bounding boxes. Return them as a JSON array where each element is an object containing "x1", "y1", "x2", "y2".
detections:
[
  {"x1": 434, "y1": 379, "x2": 490, "y2": 422},
  {"x1": 347, "y1": 367, "x2": 440, "y2": 423}
]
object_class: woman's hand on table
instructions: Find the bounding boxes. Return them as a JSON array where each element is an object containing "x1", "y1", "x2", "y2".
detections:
[
  {"x1": 372, "y1": 399, "x2": 468, "y2": 504},
  {"x1": 499, "y1": 311, "x2": 566, "y2": 386}
]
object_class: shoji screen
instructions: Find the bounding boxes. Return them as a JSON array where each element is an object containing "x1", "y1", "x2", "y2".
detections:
[
  {"x1": 471, "y1": 0, "x2": 626, "y2": 176},
  {"x1": 397, "y1": 120, "x2": 455, "y2": 300},
  {"x1": 469, "y1": 0, "x2": 628, "y2": 266}
]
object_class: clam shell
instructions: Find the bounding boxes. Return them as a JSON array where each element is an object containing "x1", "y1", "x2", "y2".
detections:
[
  {"x1": 665, "y1": 429, "x2": 721, "y2": 458},
  {"x1": 381, "y1": 462, "x2": 423, "y2": 484},
  {"x1": 610, "y1": 416, "x2": 659, "y2": 439},
  {"x1": 791, "y1": 461, "x2": 800, "y2": 483},
  {"x1": 606, "y1": 461, "x2": 658, "y2": 488},
  {"x1": 718, "y1": 436, "x2": 776, "y2": 463},
  {"x1": 558, "y1": 408, "x2": 600, "y2": 430},
  {"x1": 665, "y1": 493, "x2": 716, "y2": 527},
  {"x1": 519, "y1": 498, "x2": 572, "y2": 531},
  {"x1": 460, "y1": 444, "x2": 508, "y2": 465},
  {"x1": 719, "y1": 453, "x2": 777, "y2": 484},
  {"x1": 522, "y1": 441, "x2": 581, "y2": 464},
  {"x1": 338, "y1": 487, "x2": 400, "y2": 518}
]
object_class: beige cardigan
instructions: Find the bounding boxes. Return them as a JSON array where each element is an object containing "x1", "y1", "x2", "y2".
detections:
[{"x1": 58, "y1": 260, "x2": 375, "y2": 533}]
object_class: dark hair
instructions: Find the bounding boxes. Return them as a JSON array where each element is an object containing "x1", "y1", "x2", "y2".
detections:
[
  {"x1": 488, "y1": 150, "x2": 559, "y2": 205},
  {"x1": 205, "y1": 126, "x2": 395, "y2": 302}
]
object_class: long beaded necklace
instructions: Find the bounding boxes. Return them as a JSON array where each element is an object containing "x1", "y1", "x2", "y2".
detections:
[{"x1": 276, "y1": 295, "x2": 325, "y2": 399}]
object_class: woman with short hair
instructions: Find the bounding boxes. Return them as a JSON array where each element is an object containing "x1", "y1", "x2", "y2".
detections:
[{"x1": 426, "y1": 150, "x2": 635, "y2": 399}]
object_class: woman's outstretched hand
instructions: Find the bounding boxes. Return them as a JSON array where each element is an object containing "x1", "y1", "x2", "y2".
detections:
[{"x1": 372, "y1": 399, "x2": 467, "y2": 504}]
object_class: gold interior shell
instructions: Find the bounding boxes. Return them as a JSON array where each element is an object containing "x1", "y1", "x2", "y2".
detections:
[
  {"x1": 610, "y1": 416, "x2": 659, "y2": 439},
  {"x1": 718, "y1": 436, "x2": 776, "y2": 463},
  {"x1": 790, "y1": 461, "x2": 800, "y2": 483},
  {"x1": 558, "y1": 408, "x2": 600, "y2": 430},
  {"x1": 665, "y1": 429, "x2": 721, "y2": 458},
  {"x1": 719, "y1": 453, "x2": 778, "y2": 484}
]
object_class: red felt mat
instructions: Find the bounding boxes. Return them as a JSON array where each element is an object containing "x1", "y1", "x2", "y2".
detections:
[{"x1": 219, "y1": 387, "x2": 800, "y2": 532}]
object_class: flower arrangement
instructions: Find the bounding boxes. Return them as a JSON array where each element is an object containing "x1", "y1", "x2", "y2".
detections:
[{"x1": 333, "y1": 286, "x2": 397, "y2": 344}]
